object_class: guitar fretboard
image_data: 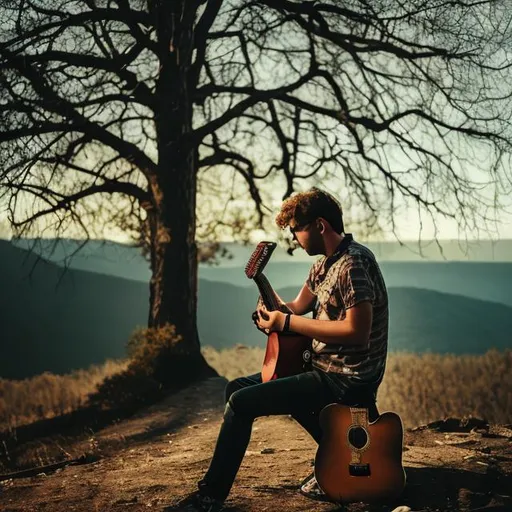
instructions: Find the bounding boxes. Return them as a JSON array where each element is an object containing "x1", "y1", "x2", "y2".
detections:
[{"x1": 254, "y1": 273, "x2": 280, "y2": 311}]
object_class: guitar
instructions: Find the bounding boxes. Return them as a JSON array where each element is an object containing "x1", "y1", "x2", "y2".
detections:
[
  {"x1": 314, "y1": 404, "x2": 406, "y2": 504},
  {"x1": 245, "y1": 241, "x2": 313, "y2": 383}
]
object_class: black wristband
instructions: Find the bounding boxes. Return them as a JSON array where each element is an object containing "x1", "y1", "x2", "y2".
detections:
[{"x1": 283, "y1": 313, "x2": 291, "y2": 332}]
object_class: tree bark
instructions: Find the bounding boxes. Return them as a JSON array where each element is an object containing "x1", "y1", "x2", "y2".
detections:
[{"x1": 148, "y1": 0, "x2": 216, "y2": 380}]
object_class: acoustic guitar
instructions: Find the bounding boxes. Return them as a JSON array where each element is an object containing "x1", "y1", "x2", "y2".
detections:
[
  {"x1": 245, "y1": 241, "x2": 313, "y2": 383},
  {"x1": 315, "y1": 404, "x2": 406, "y2": 504}
]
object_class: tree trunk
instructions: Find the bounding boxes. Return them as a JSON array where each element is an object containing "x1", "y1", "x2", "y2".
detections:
[{"x1": 147, "y1": 0, "x2": 216, "y2": 382}]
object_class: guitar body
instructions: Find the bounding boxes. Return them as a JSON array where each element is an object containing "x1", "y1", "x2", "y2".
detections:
[
  {"x1": 315, "y1": 404, "x2": 406, "y2": 504},
  {"x1": 261, "y1": 332, "x2": 312, "y2": 383}
]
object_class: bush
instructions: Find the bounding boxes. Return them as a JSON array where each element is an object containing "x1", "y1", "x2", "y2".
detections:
[
  {"x1": 127, "y1": 323, "x2": 215, "y2": 386},
  {"x1": 87, "y1": 365, "x2": 161, "y2": 409},
  {"x1": 89, "y1": 323, "x2": 215, "y2": 409},
  {"x1": 127, "y1": 324, "x2": 186, "y2": 379}
]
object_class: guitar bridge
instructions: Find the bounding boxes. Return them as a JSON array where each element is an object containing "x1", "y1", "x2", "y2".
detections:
[{"x1": 349, "y1": 463, "x2": 371, "y2": 477}]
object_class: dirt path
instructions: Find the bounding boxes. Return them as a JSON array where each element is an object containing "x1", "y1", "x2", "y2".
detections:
[{"x1": 1, "y1": 377, "x2": 511, "y2": 512}]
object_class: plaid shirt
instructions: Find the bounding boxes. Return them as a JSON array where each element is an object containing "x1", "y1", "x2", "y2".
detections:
[{"x1": 306, "y1": 234, "x2": 389, "y2": 392}]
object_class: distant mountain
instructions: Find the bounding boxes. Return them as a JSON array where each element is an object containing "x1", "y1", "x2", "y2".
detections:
[
  {"x1": 363, "y1": 238, "x2": 512, "y2": 262},
  {"x1": 225, "y1": 260, "x2": 512, "y2": 308},
  {"x1": 376, "y1": 261, "x2": 512, "y2": 308},
  {"x1": 0, "y1": 241, "x2": 149, "y2": 379},
  {"x1": 8, "y1": 238, "x2": 512, "y2": 308},
  {"x1": 262, "y1": 286, "x2": 512, "y2": 356},
  {"x1": 387, "y1": 287, "x2": 512, "y2": 354},
  {"x1": 1, "y1": 240, "x2": 511, "y2": 379},
  {"x1": 10, "y1": 235, "x2": 512, "y2": 269},
  {"x1": 220, "y1": 236, "x2": 512, "y2": 263},
  {"x1": 11, "y1": 238, "x2": 151, "y2": 281}
]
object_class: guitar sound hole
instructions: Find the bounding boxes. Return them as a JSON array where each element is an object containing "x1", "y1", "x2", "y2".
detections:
[{"x1": 348, "y1": 426, "x2": 368, "y2": 450}]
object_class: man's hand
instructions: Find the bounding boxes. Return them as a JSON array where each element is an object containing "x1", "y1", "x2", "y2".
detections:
[
  {"x1": 256, "y1": 305, "x2": 286, "y2": 333},
  {"x1": 252, "y1": 310, "x2": 268, "y2": 334},
  {"x1": 252, "y1": 297, "x2": 291, "y2": 334}
]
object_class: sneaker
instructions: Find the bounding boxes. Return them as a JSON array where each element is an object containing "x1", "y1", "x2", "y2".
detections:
[
  {"x1": 171, "y1": 491, "x2": 225, "y2": 512},
  {"x1": 299, "y1": 472, "x2": 332, "y2": 502}
]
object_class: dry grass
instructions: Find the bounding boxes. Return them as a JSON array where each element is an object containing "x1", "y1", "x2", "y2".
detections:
[
  {"x1": 380, "y1": 349, "x2": 512, "y2": 427},
  {"x1": 1, "y1": 347, "x2": 510, "y2": 431},
  {"x1": 203, "y1": 346, "x2": 512, "y2": 427},
  {"x1": 0, "y1": 359, "x2": 129, "y2": 431}
]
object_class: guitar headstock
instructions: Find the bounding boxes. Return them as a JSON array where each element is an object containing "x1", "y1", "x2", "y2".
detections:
[{"x1": 245, "y1": 241, "x2": 277, "y2": 279}]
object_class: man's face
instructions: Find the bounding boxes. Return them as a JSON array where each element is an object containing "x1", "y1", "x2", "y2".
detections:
[{"x1": 290, "y1": 219, "x2": 325, "y2": 256}]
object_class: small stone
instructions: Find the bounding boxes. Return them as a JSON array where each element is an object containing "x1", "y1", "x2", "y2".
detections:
[
  {"x1": 391, "y1": 507, "x2": 411, "y2": 512},
  {"x1": 260, "y1": 448, "x2": 275, "y2": 454}
]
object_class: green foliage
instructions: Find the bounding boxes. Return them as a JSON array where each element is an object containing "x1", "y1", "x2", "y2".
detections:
[
  {"x1": 126, "y1": 323, "x2": 184, "y2": 368},
  {"x1": 127, "y1": 323, "x2": 202, "y2": 386}
]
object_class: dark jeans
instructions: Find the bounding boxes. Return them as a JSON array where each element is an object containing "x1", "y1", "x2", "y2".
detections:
[{"x1": 198, "y1": 370, "x2": 378, "y2": 501}]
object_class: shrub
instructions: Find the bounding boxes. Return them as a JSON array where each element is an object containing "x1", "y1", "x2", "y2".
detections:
[{"x1": 88, "y1": 323, "x2": 214, "y2": 409}]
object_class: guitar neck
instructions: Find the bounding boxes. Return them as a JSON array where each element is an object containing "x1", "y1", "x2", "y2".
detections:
[{"x1": 254, "y1": 273, "x2": 281, "y2": 311}]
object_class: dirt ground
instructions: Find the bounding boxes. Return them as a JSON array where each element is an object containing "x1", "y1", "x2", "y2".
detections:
[{"x1": 0, "y1": 377, "x2": 511, "y2": 512}]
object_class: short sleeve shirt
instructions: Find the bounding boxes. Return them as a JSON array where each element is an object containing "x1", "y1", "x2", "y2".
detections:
[{"x1": 305, "y1": 234, "x2": 389, "y2": 389}]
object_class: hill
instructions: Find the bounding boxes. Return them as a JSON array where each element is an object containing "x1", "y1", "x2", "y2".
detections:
[
  {"x1": 11, "y1": 236, "x2": 512, "y2": 265},
  {"x1": 202, "y1": 260, "x2": 512, "y2": 308},
  {"x1": 0, "y1": 241, "x2": 149, "y2": 378},
  {"x1": 9, "y1": 238, "x2": 512, "y2": 308},
  {"x1": 278, "y1": 285, "x2": 512, "y2": 355},
  {"x1": 1, "y1": 238, "x2": 511, "y2": 378}
]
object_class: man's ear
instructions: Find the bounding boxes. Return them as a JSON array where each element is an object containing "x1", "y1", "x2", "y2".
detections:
[{"x1": 317, "y1": 218, "x2": 326, "y2": 233}]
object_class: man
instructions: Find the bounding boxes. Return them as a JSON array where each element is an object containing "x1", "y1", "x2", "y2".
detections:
[{"x1": 177, "y1": 187, "x2": 389, "y2": 512}]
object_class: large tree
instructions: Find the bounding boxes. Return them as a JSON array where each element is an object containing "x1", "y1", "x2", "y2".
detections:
[{"x1": 1, "y1": 0, "x2": 511, "y2": 375}]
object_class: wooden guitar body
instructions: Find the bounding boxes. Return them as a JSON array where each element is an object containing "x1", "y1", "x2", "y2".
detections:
[
  {"x1": 315, "y1": 404, "x2": 406, "y2": 504},
  {"x1": 261, "y1": 332, "x2": 312, "y2": 382}
]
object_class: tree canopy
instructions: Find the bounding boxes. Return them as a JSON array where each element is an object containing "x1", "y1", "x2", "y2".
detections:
[
  {"x1": 1, "y1": 1, "x2": 511, "y2": 245},
  {"x1": 1, "y1": 1, "x2": 511, "y2": 351}
]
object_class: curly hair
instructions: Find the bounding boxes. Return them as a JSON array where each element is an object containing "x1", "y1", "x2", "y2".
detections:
[{"x1": 275, "y1": 187, "x2": 344, "y2": 234}]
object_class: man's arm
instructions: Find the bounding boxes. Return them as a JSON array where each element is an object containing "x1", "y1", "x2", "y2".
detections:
[
  {"x1": 288, "y1": 301, "x2": 372, "y2": 347},
  {"x1": 258, "y1": 255, "x2": 375, "y2": 345},
  {"x1": 284, "y1": 283, "x2": 316, "y2": 315},
  {"x1": 257, "y1": 300, "x2": 373, "y2": 346},
  {"x1": 253, "y1": 284, "x2": 315, "y2": 334}
]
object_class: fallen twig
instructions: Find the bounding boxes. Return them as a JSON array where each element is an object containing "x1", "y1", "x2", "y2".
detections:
[{"x1": 0, "y1": 453, "x2": 100, "y2": 482}]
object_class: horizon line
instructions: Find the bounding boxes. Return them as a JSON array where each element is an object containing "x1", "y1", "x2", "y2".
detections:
[{"x1": 4, "y1": 236, "x2": 512, "y2": 244}]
